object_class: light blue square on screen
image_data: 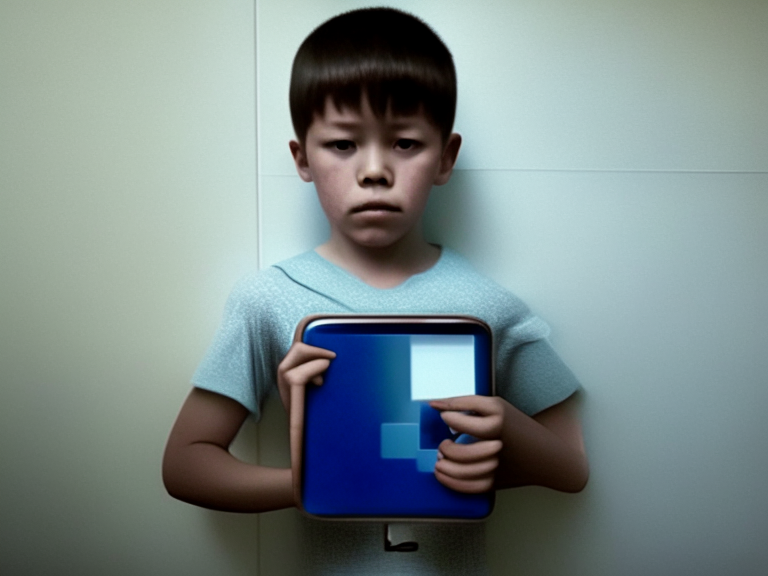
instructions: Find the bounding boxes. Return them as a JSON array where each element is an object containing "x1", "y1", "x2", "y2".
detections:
[
  {"x1": 380, "y1": 423, "x2": 419, "y2": 459},
  {"x1": 417, "y1": 449, "x2": 439, "y2": 472}
]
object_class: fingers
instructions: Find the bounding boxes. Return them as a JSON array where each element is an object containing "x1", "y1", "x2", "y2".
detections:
[
  {"x1": 279, "y1": 342, "x2": 336, "y2": 373},
  {"x1": 438, "y1": 438, "x2": 502, "y2": 463},
  {"x1": 440, "y1": 411, "x2": 502, "y2": 439},
  {"x1": 429, "y1": 395, "x2": 502, "y2": 416},
  {"x1": 278, "y1": 343, "x2": 335, "y2": 385},
  {"x1": 428, "y1": 399, "x2": 506, "y2": 494},
  {"x1": 434, "y1": 438, "x2": 502, "y2": 494},
  {"x1": 429, "y1": 396, "x2": 504, "y2": 439},
  {"x1": 277, "y1": 343, "x2": 336, "y2": 411},
  {"x1": 434, "y1": 467, "x2": 495, "y2": 494},
  {"x1": 280, "y1": 357, "x2": 333, "y2": 388},
  {"x1": 435, "y1": 450, "x2": 499, "y2": 479}
]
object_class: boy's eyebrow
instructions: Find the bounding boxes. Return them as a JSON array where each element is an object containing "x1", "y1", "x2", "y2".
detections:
[
  {"x1": 387, "y1": 119, "x2": 427, "y2": 130},
  {"x1": 323, "y1": 119, "x2": 363, "y2": 130},
  {"x1": 323, "y1": 118, "x2": 428, "y2": 131}
]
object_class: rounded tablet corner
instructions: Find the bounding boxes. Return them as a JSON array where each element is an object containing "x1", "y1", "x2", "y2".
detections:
[
  {"x1": 295, "y1": 500, "x2": 315, "y2": 521},
  {"x1": 294, "y1": 313, "x2": 370, "y2": 343},
  {"x1": 479, "y1": 495, "x2": 496, "y2": 520},
  {"x1": 293, "y1": 314, "x2": 321, "y2": 343}
]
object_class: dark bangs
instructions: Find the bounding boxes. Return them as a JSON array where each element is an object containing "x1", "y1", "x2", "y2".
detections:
[{"x1": 290, "y1": 8, "x2": 456, "y2": 143}]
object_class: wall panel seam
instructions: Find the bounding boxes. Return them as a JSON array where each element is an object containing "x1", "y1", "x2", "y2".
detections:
[{"x1": 254, "y1": 2, "x2": 261, "y2": 575}]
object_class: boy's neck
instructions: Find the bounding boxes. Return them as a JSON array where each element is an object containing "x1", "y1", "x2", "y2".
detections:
[{"x1": 316, "y1": 234, "x2": 441, "y2": 289}]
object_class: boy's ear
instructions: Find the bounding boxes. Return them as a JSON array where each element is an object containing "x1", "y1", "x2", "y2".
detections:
[
  {"x1": 433, "y1": 133, "x2": 462, "y2": 186},
  {"x1": 289, "y1": 140, "x2": 313, "y2": 182}
]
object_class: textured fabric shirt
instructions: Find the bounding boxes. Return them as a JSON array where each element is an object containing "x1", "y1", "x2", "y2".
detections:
[{"x1": 192, "y1": 248, "x2": 580, "y2": 575}]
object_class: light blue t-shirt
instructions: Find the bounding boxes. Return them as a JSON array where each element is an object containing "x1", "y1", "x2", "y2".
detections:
[{"x1": 193, "y1": 248, "x2": 580, "y2": 575}]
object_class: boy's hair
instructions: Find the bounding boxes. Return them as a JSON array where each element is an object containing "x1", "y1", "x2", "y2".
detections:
[{"x1": 290, "y1": 7, "x2": 457, "y2": 143}]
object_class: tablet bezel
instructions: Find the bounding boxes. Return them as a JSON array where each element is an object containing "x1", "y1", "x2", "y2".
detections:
[{"x1": 290, "y1": 314, "x2": 496, "y2": 523}]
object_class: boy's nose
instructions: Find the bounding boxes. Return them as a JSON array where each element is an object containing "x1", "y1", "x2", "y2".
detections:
[{"x1": 357, "y1": 148, "x2": 392, "y2": 187}]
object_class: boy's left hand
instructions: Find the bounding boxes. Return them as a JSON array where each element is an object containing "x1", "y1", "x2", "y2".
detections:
[{"x1": 428, "y1": 395, "x2": 505, "y2": 494}]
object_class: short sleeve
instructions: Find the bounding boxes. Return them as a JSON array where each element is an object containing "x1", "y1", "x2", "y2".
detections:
[
  {"x1": 496, "y1": 338, "x2": 581, "y2": 416},
  {"x1": 191, "y1": 274, "x2": 277, "y2": 419}
]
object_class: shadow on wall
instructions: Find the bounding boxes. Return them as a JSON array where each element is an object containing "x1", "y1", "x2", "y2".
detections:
[
  {"x1": 423, "y1": 169, "x2": 516, "y2": 274},
  {"x1": 207, "y1": 510, "x2": 260, "y2": 573},
  {"x1": 205, "y1": 417, "x2": 260, "y2": 574},
  {"x1": 487, "y1": 482, "x2": 599, "y2": 574},
  {"x1": 487, "y1": 391, "x2": 599, "y2": 574},
  {"x1": 423, "y1": 169, "x2": 479, "y2": 253}
]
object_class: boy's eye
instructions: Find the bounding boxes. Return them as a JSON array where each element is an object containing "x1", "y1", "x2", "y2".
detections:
[
  {"x1": 395, "y1": 139, "x2": 419, "y2": 150},
  {"x1": 328, "y1": 140, "x2": 355, "y2": 151}
]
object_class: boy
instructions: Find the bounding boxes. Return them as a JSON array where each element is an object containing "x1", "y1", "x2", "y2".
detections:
[{"x1": 163, "y1": 7, "x2": 588, "y2": 575}]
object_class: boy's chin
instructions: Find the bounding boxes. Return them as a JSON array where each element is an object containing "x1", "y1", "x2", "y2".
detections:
[{"x1": 348, "y1": 231, "x2": 410, "y2": 250}]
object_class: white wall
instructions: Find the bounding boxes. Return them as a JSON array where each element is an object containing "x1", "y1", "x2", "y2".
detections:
[
  {"x1": 0, "y1": 1, "x2": 261, "y2": 575},
  {"x1": 2, "y1": 1, "x2": 766, "y2": 576},
  {"x1": 256, "y1": 1, "x2": 768, "y2": 575}
]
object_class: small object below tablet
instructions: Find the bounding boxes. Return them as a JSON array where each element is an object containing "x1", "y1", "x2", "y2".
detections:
[
  {"x1": 294, "y1": 315, "x2": 495, "y2": 522},
  {"x1": 384, "y1": 523, "x2": 419, "y2": 552}
]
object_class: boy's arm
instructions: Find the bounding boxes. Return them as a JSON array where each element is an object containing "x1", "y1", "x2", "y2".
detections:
[
  {"x1": 163, "y1": 342, "x2": 335, "y2": 513},
  {"x1": 162, "y1": 388, "x2": 294, "y2": 513},
  {"x1": 430, "y1": 393, "x2": 589, "y2": 494}
]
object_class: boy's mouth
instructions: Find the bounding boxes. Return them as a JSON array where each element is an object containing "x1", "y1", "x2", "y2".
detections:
[{"x1": 351, "y1": 202, "x2": 401, "y2": 214}]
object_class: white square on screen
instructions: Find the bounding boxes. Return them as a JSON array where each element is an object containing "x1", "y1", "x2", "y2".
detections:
[{"x1": 410, "y1": 334, "x2": 475, "y2": 400}]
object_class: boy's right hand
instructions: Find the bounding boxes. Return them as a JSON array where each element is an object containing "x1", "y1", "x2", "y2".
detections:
[
  {"x1": 277, "y1": 342, "x2": 336, "y2": 413},
  {"x1": 278, "y1": 342, "x2": 336, "y2": 504}
]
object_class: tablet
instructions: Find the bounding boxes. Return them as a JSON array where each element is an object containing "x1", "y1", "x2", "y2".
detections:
[{"x1": 291, "y1": 315, "x2": 495, "y2": 522}]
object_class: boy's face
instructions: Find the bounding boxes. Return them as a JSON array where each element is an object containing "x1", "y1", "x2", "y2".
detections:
[{"x1": 290, "y1": 96, "x2": 461, "y2": 252}]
